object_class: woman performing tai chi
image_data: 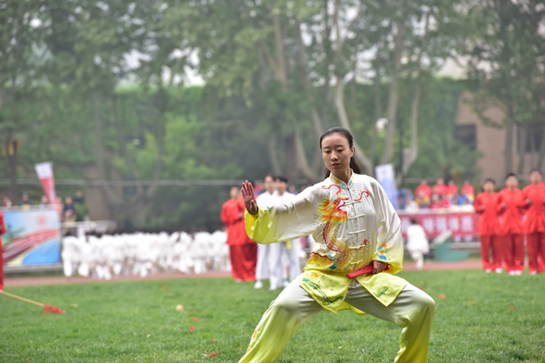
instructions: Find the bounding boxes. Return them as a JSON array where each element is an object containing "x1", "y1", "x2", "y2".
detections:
[{"x1": 239, "y1": 127, "x2": 435, "y2": 363}]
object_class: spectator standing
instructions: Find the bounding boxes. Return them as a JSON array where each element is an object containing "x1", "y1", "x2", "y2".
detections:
[
  {"x1": 446, "y1": 180, "x2": 458, "y2": 199},
  {"x1": 2, "y1": 196, "x2": 12, "y2": 208},
  {"x1": 20, "y1": 192, "x2": 33, "y2": 209},
  {"x1": 63, "y1": 196, "x2": 75, "y2": 215},
  {"x1": 221, "y1": 186, "x2": 257, "y2": 282},
  {"x1": 497, "y1": 173, "x2": 525, "y2": 275},
  {"x1": 406, "y1": 219, "x2": 429, "y2": 270},
  {"x1": 522, "y1": 169, "x2": 545, "y2": 275},
  {"x1": 415, "y1": 179, "x2": 432, "y2": 207},
  {"x1": 474, "y1": 179, "x2": 502, "y2": 273},
  {"x1": 268, "y1": 176, "x2": 301, "y2": 290},
  {"x1": 434, "y1": 178, "x2": 447, "y2": 196},
  {"x1": 39, "y1": 195, "x2": 49, "y2": 208},
  {"x1": 462, "y1": 180, "x2": 475, "y2": 202}
]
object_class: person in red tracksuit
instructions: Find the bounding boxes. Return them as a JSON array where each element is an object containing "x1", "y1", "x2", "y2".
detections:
[
  {"x1": 497, "y1": 173, "x2": 525, "y2": 275},
  {"x1": 522, "y1": 169, "x2": 545, "y2": 275},
  {"x1": 474, "y1": 178, "x2": 502, "y2": 273},
  {"x1": 221, "y1": 186, "x2": 257, "y2": 282}
]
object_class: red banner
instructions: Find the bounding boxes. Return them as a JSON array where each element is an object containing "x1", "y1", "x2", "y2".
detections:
[
  {"x1": 35, "y1": 162, "x2": 57, "y2": 204},
  {"x1": 398, "y1": 211, "x2": 479, "y2": 239}
]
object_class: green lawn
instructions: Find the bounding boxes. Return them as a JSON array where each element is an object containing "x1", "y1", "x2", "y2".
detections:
[{"x1": 1, "y1": 270, "x2": 544, "y2": 362}]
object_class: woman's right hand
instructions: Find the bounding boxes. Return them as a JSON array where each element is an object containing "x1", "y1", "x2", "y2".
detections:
[{"x1": 241, "y1": 180, "x2": 259, "y2": 215}]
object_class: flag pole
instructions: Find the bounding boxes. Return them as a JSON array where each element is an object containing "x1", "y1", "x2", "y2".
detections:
[{"x1": 0, "y1": 290, "x2": 65, "y2": 314}]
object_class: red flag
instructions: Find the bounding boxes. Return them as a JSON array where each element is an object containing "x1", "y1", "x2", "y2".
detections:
[{"x1": 34, "y1": 162, "x2": 57, "y2": 204}]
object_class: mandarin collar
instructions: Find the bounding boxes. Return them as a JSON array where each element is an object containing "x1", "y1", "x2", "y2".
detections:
[{"x1": 329, "y1": 170, "x2": 355, "y2": 189}]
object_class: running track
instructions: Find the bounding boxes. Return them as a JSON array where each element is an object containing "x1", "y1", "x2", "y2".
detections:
[{"x1": 5, "y1": 260, "x2": 482, "y2": 287}]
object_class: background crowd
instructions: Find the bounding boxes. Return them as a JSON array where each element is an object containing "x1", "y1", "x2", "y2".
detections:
[
  {"x1": 398, "y1": 178, "x2": 475, "y2": 212},
  {"x1": 2, "y1": 190, "x2": 88, "y2": 223}
]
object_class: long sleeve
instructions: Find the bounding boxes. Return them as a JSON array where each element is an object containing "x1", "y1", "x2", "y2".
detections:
[
  {"x1": 372, "y1": 180, "x2": 404, "y2": 275},
  {"x1": 245, "y1": 186, "x2": 321, "y2": 244},
  {"x1": 0, "y1": 213, "x2": 5, "y2": 235},
  {"x1": 474, "y1": 195, "x2": 484, "y2": 213}
]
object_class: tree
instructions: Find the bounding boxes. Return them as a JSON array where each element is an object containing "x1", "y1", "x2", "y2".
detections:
[
  {"x1": 462, "y1": 0, "x2": 545, "y2": 174},
  {"x1": 0, "y1": 0, "x2": 46, "y2": 200}
]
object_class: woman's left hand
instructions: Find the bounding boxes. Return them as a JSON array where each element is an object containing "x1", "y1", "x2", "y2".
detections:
[{"x1": 372, "y1": 260, "x2": 387, "y2": 274}]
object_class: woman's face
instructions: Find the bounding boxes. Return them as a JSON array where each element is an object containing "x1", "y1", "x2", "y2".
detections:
[{"x1": 321, "y1": 133, "x2": 354, "y2": 176}]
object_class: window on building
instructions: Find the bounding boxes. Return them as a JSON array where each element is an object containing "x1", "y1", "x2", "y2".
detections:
[
  {"x1": 517, "y1": 123, "x2": 544, "y2": 153},
  {"x1": 454, "y1": 124, "x2": 477, "y2": 151}
]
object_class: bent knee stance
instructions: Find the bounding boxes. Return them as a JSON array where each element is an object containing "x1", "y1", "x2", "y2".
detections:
[
  {"x1": 396, "y1": 289, "x2": 435, "y2": 328},
  {"x1": 270, "y1": 298, "x2": 307, "y2": 323}
]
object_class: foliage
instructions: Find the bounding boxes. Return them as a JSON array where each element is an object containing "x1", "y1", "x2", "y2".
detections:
[
  {"x1": 1, "y1": 270, "x2": 544, "y2": 362},
  {"x1": 1, "y1": 0, "x2": 542, "y2": 228}
]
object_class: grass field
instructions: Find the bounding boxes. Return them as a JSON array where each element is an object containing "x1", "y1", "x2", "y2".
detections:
[{"x1": 1, "y1": 270, "x2": 544, "y2": 363}]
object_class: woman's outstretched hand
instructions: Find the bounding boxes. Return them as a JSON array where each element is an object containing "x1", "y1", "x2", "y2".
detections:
[{"x1": 241, "y1": 180, "x2": 258, "y2": 215}]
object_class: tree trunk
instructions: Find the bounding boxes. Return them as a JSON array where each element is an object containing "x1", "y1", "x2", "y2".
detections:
[
  {"x1": 504, "y1": 114, "x2": 514, "y2": 175},
  {"x1": 295, "y1": 135, "x2": 320, "y2": 183},
  {"x1": 284, "y1": 135, "x2": 298, "y2": 184},
  {"x1": 380, "y1": 20, "x2": 406, "y2": 165},
  {"x1": 267, "y1": 137, "x2": 282, "y2": 175},
  {"x1": 537, "y1": 124, "x2": 545, "y2": 170},
  {"x1": 517, "y1": 124, "x2": 527, "y2": 174},
  {"x1": 334, "y1": 76, "x2": 373, "y2": 174},
  {"x1": 7, "y1": 138, "x2": 18, "y2": 202},
  {"x1": 371, "y1": 62, "x2": 383, "y2": 167},
  {"x1": 127, "y1": 200, "x2": 151, "y2": 229},
  {"x1": 92, "y1": 93, "x2": 122, "y2": 205},
  {"x1": 404, "y1": 73, "x2": 422, "y2": 175}
]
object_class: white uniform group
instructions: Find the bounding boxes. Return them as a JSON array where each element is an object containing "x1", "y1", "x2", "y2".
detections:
[
  {"x1": 61, "y1": 231, "x2": 230, "y2": 279},
  {"x1": 254, "y1": 176, "x2": 302, "y2": 290}
]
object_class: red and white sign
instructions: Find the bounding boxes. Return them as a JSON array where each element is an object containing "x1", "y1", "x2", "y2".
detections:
[
  {"x1": 398, "y1": 211, "x2": 479, "y2": 239},
  {"x1": 35, "y1": 162, "x2": 56, "y2": 204}
]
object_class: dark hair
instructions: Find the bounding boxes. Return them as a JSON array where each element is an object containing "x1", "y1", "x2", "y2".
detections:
[
  {"x1": 410, "y1": 218, "x2": 418, "y2": 225},
  {"x1": 275, "y1": 175, "x2": 289, "y2": 184},
  {"x1": 319, "y1": 127, "x2": 361, "y2": 178},
  {"x1": 483, "y1": 178, "x2": 495, "y2": 185},
  {"x1": 505, "y1": 172, "x2": 518, "y2": 180},
  {"x1": 530, "y1": 168, "x2": 542, "y2": 176}
]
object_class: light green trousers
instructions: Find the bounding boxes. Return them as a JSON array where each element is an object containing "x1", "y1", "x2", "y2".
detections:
[{"x1": 239, "y1": 275, "x2": 435, "y2": 363}]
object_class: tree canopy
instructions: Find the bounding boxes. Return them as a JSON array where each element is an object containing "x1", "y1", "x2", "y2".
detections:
[{"x1": 1, "y1": 0, "x2": 543, "y2": 229}]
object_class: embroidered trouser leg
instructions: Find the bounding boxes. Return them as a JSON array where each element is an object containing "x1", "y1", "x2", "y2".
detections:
[
  {"x1": 238, "y1": 276, "x2": 435, "y2": 363},
  {"x1": 345, "y1": 280, "x2": 435, "y2": 363},
  {"x1": 238, "y1": 275, "x2": 321, "y2": 363}
]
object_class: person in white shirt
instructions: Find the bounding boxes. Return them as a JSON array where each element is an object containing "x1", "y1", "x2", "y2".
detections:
[
  {"x1": 268, "y1": 176, "x2": 301, "y2": 290},
  {"x1": 254, "y1": 175, "x2": 276, "y2": 289},
  {"x1": 406, "y1": 219, "x2": 429, "y2": 270}
]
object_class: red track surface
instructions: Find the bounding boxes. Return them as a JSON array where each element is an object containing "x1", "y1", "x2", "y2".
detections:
[{"x1": 5, "y1": 260, "x2": 483, "y2": 287}]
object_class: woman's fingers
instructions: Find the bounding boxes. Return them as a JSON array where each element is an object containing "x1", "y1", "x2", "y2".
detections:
[{"x1": 372, "y1": 260, "x2": 386, "y2": 274}]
